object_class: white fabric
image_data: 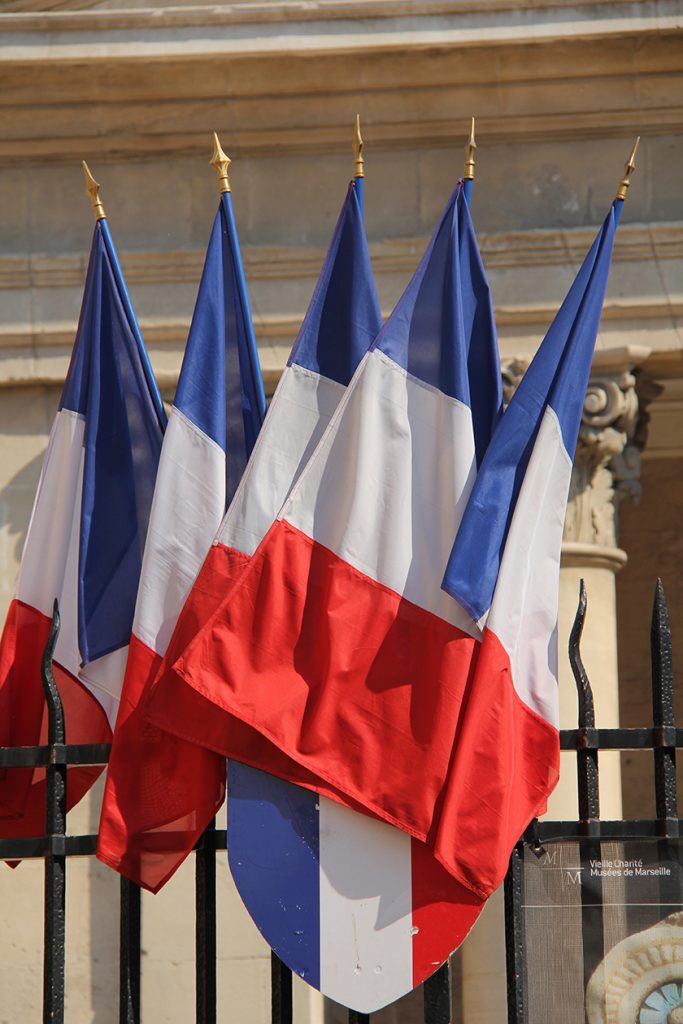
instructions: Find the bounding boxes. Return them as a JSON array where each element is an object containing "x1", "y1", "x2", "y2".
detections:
[
  {"x1": 216, "y1": 363, "x2": 345, "y2": 557},
  {"x1": 319, "y1": 797, "x2": 413, "y2": 1012},
  {"x1": 487, "y1": 406, "x2": 571, "y2": 729},
  {"x1": 284, "y1": 350, "x2": 480, "y2": 637},
  {"x1": 16, "y1": 409, "x2": 127, "y2": 727},
  {"x1": 134, "y1": 406, "x2": 226, "y2": 656}
]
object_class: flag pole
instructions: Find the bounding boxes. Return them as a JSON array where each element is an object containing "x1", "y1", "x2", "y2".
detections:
[
  {"x1": 353, "y1": 114, "x2": 365, "y2": 215},
  {"x1": 210, "y1": 132, "x2": 267, "y2": 421},
  {"x1": 463, "y1": 117, "x2": 476, "y2": 207},
  {"x1": 81, "y1": 160, "x2": 166, "y2": 428},
  {"x1": 614, "y1": 136, "x2": 640, "y2": 226},
  {"x1": 82, "y1": 161, "x2": 106, "y2": 221}
]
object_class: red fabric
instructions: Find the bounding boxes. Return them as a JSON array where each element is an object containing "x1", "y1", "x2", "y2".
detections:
[
  {"x1": 97, "y1": 543, "x2": 248, "y2": 892},
  {"x1": 0, "y1": 600, "x2": 111, "y2": 843},
  {"x1": 410, "y1": 838, "x2": 482, "y2": 984},
  {"x1": 97, "y1": 635, "x2": 226, "y2": 893},
  {"x1": 149, "y1": 520, "x2": 559, "y2": 897}
]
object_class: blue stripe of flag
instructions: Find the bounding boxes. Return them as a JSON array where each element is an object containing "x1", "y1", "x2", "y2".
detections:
[
  {"x1": 288, "y1": 180, "x2": 382, "y2": 387},
  {"x1": 60, "y1": 220, "x2": 166, "y2": 667},
  {"x1": 372, "y1": 183, "x2": 501, "y2": 466},
  {"x1": 442, "y1": 204, "x2": 617, "y2": 621},
  {"x1": 174, "y1": 193, "x2": 266, "y2": 504}
]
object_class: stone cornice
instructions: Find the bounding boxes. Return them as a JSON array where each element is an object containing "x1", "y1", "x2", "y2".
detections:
[
  {"x1": 1, "y1": 0, "x2": 667, "y2": 31},
  {"x1": 2, "y1": 221, "x2": 682, "y2": 290},
  {"x1": 3, "y1": 110, "x2": 680, "y2": 165},
  {"x1": 2, "y1": 0, "x2": 679, "y2": 63}
]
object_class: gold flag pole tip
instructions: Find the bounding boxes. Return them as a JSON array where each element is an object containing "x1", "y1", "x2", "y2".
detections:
[
  {"x1": 616, "y1": 136, "x2": 640, "y2": 202},
  {"x1": 82, "y1": 161, "x2": 106, "y2": 221},
  {"x1": 211, "y1": 132, "x2": 231, "y2": 194},
  {"x1": 463, "y1": 117, "x2": 476, "y2": 181},
  {"x1": 353, "y1": 114, "x2": 364, "y2": 179}
]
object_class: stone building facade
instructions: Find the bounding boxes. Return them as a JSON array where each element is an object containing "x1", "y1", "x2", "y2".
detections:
[{"x1": 1, "y1": 2, "x2": 682, "y2": 1022}]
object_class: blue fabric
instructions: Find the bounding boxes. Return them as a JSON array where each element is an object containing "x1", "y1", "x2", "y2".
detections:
[
  {"x1": 442, "y1": 204, "x2": 617, "y2": 620},
  {"x1": 288, "y1": 180, "x2": 381, "y2": 387},
  {"x1": 373, "y1": 183, "x2": 502, "y2": 465},
  {"x1": 354, "y1": 175, "x2": 364, "y2": 216},
  {"x1": 227, "y1": 763, "x2": 321, "y2": 989},
  {"x1": 59, "y1": 221, "x2": 165, "y2": 667},
  {"x1": 175, "y1": 194, "x2": 266, "y2": 506}
]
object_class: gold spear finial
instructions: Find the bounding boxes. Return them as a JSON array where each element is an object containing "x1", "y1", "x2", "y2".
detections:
[
  {"x1": 210, "y1": 132, "x2": 231, "y2": 194},
  {"x1": 353, "y1": 114, "x2": 364, "y2": 179},
  {"x1": 82, "y1": 161, "x2": 106, "y2": 221},
  {"x1": 463, "y1": 117, "x2": 476, "y2": 181},
  {"x1": 615, "y1": 136, "x2": 640, "y2": 202}
]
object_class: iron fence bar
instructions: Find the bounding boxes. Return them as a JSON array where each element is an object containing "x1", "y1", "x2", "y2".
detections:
[
  {"x1": 651, "y1": 579, "x2": 678, "y2": 836},
  {"x1": 504, "y1": 842, "x2": 525, "y2": 1024},
  {"x1": 423, "y1": 960, "x2": 451, "y2": 1024},
  {"x1": 522, "y1": 819, "x2": 683, "y2": 841},
  {"x1": 0, "y1": 742, "x2": 112, "y2": 768},
  {"x1": 271, "y1": 952, "x2": 293, "y2": 1024},
  {"x1": 649, "y1": 579, "x2": 681, "y2": 922},
  {"x1": 196, "y1": 818, "x2": 217, "y2": 1024},
  {"x1": 568, "y1": 582, "x2": 605, "y2": 991},
  {"x1": 559, "y1": 727, "x2": 683, "y2": 750},
  {"x1": 7, "y1": 725, "x2": 683, "y2": 767},
  {"x1": 119, "y1": 877, "x2": 141, "y2": 1024},
  {"x1": 570, "y1": 581, "x2": 600, "y2": 827},
  {"x1": 41, "y1": 600, "x2": 66, "y2": 1024}
]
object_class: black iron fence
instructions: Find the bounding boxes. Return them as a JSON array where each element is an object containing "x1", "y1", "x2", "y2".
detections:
[{"x1": 0, "y1": 581, "x2": 678, "y2": 1024}]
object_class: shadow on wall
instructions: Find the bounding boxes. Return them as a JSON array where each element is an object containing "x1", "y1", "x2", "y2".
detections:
[{"x1": 0, "y1": 449, "x2": 45, "y2": 584}]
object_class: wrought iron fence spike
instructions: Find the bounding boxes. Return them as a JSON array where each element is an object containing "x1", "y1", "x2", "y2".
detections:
[
  {"x1": 41, "y1": 599, "x2": 65, "y2": 746},
  {"x1": 569, "y1": 578, "x2": 595, "y2": 729}
]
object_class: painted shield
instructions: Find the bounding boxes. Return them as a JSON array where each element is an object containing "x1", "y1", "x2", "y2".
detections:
[{"x1": 226, "y1": 761, "x2": 484, "y2": 1013}]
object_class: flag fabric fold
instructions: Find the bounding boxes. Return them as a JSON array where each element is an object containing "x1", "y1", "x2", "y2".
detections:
[
  {"x1": 146, "y1": 181, "x2": 505, "y2": 1004},
  {"x1": 97, "y1": 192, "x2": 266, "y2": 893},
  {"x1": 147, "y1": 184, "x2": 483, "y2": 852},
  {"x1": 152, "y1": 194, "x2": 617, "y2": 912},
  {"x1": 0, "y1": 218, "x2": 165, "y2": 840},
  {"x1": 143, "y1": 179, "x2": 382, "y2": 772}
]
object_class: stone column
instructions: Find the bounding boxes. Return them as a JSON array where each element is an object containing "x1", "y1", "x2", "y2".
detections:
[
  {"x1": 461, "y1": 346, "x2": 651, "y2": 1024},
  {"x1": 553, "y1": 344, "x2": 651, "y2": 819}
]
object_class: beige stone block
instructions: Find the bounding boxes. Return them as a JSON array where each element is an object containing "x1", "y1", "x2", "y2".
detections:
[
  {"x1": 364, "y1": 150, "x2": 422, "y2": 242},
  {"x1": 0, "y1": 167, "x2": 30, "y2": 253},
  {"x1": 460, "y1": 886, "x2": 507, "y2": 1024}
]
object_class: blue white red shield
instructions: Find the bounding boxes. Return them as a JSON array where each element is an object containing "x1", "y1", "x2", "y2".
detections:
[{"x1": 226, "y1": 762, "x2": 484, "y2": 1013}]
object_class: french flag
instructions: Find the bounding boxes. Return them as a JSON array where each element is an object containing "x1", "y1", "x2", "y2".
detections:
[
  {"x1": 158, "y1": 193, "x2": 617, "y2": 941},
  {"x1": 152, "y1": 183, "x2": 507, "y2": 1007},
  {"x1": 97, "y1": 187, "x2": 266, "y2": 893},
  {"x1": 0, "y1": 215, "x2": 165, "y2": 841},
  {"x1": 438, "y1": 202, "x2": 617, "y2": 895},
  {"x1": 142, "y1": 180, "x2": 381, "y2": 785}
]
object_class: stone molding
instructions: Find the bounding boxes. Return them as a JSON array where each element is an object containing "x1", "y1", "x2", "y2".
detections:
[
  {"x1": 2, "y1": 0, "x2": 678, "y2": 54},
  {"x1": 502, "y1": 345, "x2": 651, "y2": 564},
  {"x1": 1, "y1": 3, "x2": 680, "y2": 165},
  {"x1": 1, "y1": 0, "x2": 665, "y2": 30},
  {"x1": 3, "y1": 221, "x2": 682, "y2": 291}
]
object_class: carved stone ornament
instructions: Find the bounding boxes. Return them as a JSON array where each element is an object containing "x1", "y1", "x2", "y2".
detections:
[
  {"x1": 501, "y1": 346, "x2": 652, "y2": 556},
  {"x1": 586, "y1": 912, "x2": 683, "y2": 1024}
]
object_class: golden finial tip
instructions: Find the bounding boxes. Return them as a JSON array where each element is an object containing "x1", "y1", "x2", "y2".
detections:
[
  {"x1": 82, "y1": 160, "x2": 106, "y2": 221},
  {"x1": 210, "y1": 132, "x2": 231, "y2": 194},
  {"x1": 353, "y1": 114, "x2": 364, "y2": 178},
  {"x1": 463, "y1": 116, "x2": 476, "y2": 181},
  {"x1": 616, "y1": 136, "x2": 640, "y2": 202}
]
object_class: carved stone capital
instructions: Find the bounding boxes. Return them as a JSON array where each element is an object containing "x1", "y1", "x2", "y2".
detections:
[{"x1": 501, "y1": 345, "x2": 652, "y2": 559}]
